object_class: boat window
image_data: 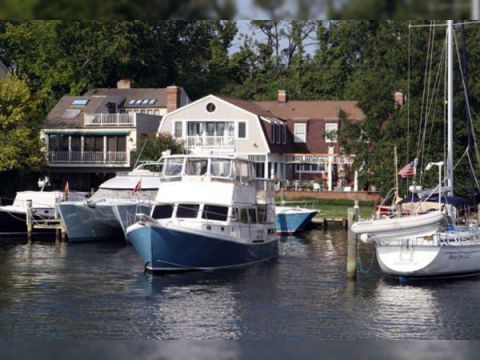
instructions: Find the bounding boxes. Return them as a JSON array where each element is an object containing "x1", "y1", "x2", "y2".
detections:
[
  {"x1": 257, "y1": 205, "x2": 267, "y2": 223},
  {"x1": 164, "y1": 158, "x2": 183, "y2": 176},
  {"x1": 152, "y1": 205, "x2": 173, "y2": 219},
  {"x1": 248, "y1": 208, "x2": 257, "y2": 224},
  {"x1": 235, "y1": 161, "x2": 249, "y2": 182},
  {"x1": 185, "y1": 159, "x2": 208, "y2": 176},
  {"x1": 234, "y1": 208, "x2": 250, "y2": 224},
  {"x1": 176, "y1": 204, "x2": 199, "y2": 218},
  {"x1": 202, "y1": 205, "x2": 229, "y2": 221},
  {"x1": 210, "y1": 159, "x2": 232, "y2": 177}
]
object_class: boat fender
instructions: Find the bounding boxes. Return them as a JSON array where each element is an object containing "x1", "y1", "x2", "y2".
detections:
[
  {"x1": 359, "y1": 233, "x2": 371, "y2": 244},
  {"x1": 87, "y1": 201, "x2": 96, "y2": 209}
]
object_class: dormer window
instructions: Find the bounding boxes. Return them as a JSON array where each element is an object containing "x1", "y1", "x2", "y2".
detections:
[{"x1": 325, "y1": 123, "x2": 338, "y2": 143}]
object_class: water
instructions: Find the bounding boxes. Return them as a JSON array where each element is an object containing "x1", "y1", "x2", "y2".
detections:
[{"x1": 1, "y1": 229, "x2": 480, "y2": 340}]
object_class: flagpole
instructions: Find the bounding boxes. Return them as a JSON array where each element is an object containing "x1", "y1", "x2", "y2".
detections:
[{"x1": 394, "y1": 146, "x2": 399, "y2": 201}]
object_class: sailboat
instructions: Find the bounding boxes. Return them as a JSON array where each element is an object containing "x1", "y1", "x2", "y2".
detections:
[{"x1": 352, "y1": 20, "x2": 480, "y2": 279}]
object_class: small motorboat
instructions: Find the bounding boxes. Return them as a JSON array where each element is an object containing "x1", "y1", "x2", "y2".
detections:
[{"x1": 275, "y1": 206, "x2": 318, "y2": 234}]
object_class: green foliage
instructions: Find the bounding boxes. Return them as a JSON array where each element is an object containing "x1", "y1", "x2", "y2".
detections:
[
  {"x1": 132, "y1": 133, "x2": 184, "y2": 164},
  {"x1": 0, "y1": 74, "x2": 45, "y2": 172}
]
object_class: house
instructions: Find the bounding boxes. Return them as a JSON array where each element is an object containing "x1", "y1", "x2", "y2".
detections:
[
  {"x1": 40, "y1": 80, "x2": 190, "y2": 189},
  {"x1": 157, "y1": 90, "x2": 365, "y2": 191},
  {"x1": 0, "y1": 61, "x2": 9, "y2": 78}
]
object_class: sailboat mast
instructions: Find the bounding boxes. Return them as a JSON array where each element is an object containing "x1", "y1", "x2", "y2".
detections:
[{"x1": 447, "y1": 20, "x2": 454, "y2": 196}]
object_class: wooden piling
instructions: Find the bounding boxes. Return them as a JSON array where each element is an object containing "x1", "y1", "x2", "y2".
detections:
[
  {"x1": 347, "y1": 205, "x2": 359, "y2": 281},
  {"x1": 477, "y1": 204, "x2": 480, "y2": 225},
  {"x1": 26, "y1": 199, "x2": 33, "y2": 238}
]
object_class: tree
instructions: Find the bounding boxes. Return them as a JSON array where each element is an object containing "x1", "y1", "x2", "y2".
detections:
[
  {"x1": 132, "y1": 133, "x2": 184, "y2": 164},
  {"x1": 0, "y1": 74, "x2": 45, "y2": 171}
]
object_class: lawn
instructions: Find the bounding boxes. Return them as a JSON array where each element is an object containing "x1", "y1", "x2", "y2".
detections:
[{"x1": 276, "y1": 196, "x2": 376, "y2": 220}]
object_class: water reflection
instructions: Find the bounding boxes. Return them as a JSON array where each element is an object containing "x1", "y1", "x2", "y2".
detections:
[{"x1": 0, "y1": 230, "x2": 480, "y2": 339}]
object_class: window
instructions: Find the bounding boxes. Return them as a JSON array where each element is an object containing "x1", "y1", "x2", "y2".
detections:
[
  {"x1": 296, "y1": 164, "x2": 325, "y2": 173},
  {"x1": 62, "y1": 109, "x2": 81, "y2": 119},
  {"x1": 185, "y1": 159, "x2": 208, "y2": 176},
  {"x1": 294, "y1": 123, "x2": 306, "y2": 143},
  {"x1": 248, "y1": 208, "x2": 257, "y2": 223},
  {"x1": 206, "y1": 102, "x2": 216, "y2": 112},
  {"x1": 152, "y1": 205, "x2": 173, "y2": 219},
  {"x1": 48, "y1": 135, "x2": 60, "y2": 151},
  {"x1": 84, "y1": 136, "x2": 95, "y2": 151},
  {"x1": 176, "y1": 204, "x2": 199, "y2": 218},
  {"x1": 257, "y1": 205, "x2": 267, "y2": 223},
  {"x1": 60, "y1": 136, "x2": 69, "y2": 151},
  {"x1": 202, "y1": 205, "x2": 228, "y2": 221},
  {"x1": 235, "y1": 161, "x2": 249, "y2": 182},
  {"x1": 282, "y1": 124, "x2": 287, "y2": 144},
  {"x1": 210, "y1": 159, "x2": 232, "y2": 177},
  {"x1": 276, "y1": 124, "x2": 282, "y2": 144},
  {"x1": 71, "y1": 136, "x2": 81, "y2": 151},
  {"x1": 72, "y1": 99, "x2": 89, "y2": 106},
  {"x1": 174, "y1": 122, "x2": 183, "y2": 138},
  {"x1": 107, "y1": 136, "x2": 126, "y2": 152},
  {"x1": 325, "y1": 123, "x2": 338, "y2": 143},
  {"x1": 164, "y1": 158, "x2": 183, "y2": 176},
  {"x1": 238, "y1": 122, "x2": 246, "y2": 139}
]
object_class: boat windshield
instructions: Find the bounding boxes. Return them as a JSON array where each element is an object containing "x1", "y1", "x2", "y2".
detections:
[
  {"x1": 210, "y1": 158, "x2": 232, "y2": 178},
  {"x1": 185, "y1": 158, "x2": 208, "y2": 176},
  {"x1": 163, "y1": 158, "x2": 184, "y2": 177}
]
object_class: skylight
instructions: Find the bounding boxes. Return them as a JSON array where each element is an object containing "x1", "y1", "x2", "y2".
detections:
[
  {"x1": 72, "y1": 99, "x2": 89, "y2": 106},
  {"x1": 148, "y1": 99, "x2": 156, "y2": 105},
  {"x1": 142, "y1": 99, "x2": 149, "y2": 105},
  {"x1": 128, "y1": 99, "x2": 136, "y2": 105},
  {"x1": 62, "y1": 109, "x2": 81, "y2": 119},
  {"x1": 135, "y1": 99, "x2": 143, "y2": 105}
]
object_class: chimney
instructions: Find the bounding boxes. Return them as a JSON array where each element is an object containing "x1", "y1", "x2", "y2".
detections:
[
  {"x1": 394, "y1": 91, "x2": 405, "y2": 110},
  {"x1": 117, "y1": 79, "x2": 132, "y2": 89},
  {"x1": 277, "y1": 90, "x2": 288, "y2": 103},
  {"x1": 167, "y1": 85, "x2": 181, "y2": 112}
]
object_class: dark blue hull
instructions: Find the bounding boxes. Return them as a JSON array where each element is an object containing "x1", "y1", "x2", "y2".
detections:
[
  {"x1": 275, "y1": 210, "x2": 318, "y2": 234},
  {"x1": 0, "y1": 210, "x2": 54, "y2": 236},
  {"x1": 127, "y1": 225, "x2": 279, "y2": 271}
]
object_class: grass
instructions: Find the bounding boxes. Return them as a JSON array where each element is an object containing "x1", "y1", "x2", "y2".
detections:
[{"x1": 276, "y1": 196, "x2": 376, "y2": 220}]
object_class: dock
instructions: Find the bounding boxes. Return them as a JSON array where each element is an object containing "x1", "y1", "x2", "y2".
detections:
[{"x1": 312, "y1": 216, "x2": 349, "y2": 230}]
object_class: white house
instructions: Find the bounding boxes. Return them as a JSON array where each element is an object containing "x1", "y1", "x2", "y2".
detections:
[{"x1": 158, "y1": 92, "x2": 365, "y2": 191}]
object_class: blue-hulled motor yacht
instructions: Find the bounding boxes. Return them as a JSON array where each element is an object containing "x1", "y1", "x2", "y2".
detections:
[
  {"x1": 125, "y1": 154, "x2": 279, "y2": 272},
  {"x1": 275, "y1": 206, "x2": 318, "y2": 235}
]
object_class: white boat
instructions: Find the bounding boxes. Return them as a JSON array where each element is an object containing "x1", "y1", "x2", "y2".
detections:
[
  {"x1": 0, "y1": 190, "x2": 88, "y2": 235},
  {"x1": 58, "y1": 162, "x2": 160, "y2": 242},
  {"x1": 352, "y1": 210, "x2": 445, "y2": 242},
  {"x1": 125, "y1": 154, "x2": 279, "y2": 272},
  {"x1": 354, "y1": 21, "x2": 480, "y2": 279}
]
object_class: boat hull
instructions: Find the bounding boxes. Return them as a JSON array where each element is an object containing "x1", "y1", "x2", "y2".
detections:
[
  {"x1": 58, "y1": 202, "x2": 124, "y2": 242},
  {"x1": 376, "y1": 240, "x2": 480, "y2": 279},
  {"x1": 275, "y1": 208, "x2": 318, "y2": 234},
  {"x1": 126, "y1": 223, "x2": 279, "y2": 271},
  {"x1": 112, "y1": 203, "x2": 153, "y2": 235}
]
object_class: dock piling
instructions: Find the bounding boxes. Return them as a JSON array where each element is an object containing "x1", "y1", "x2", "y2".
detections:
[
  {"x1": 26, "y1": 199, "x2": 33, "y2": 238},
  {"x1": 347, "y1": 203, "x2": 359, "y2": 281}
]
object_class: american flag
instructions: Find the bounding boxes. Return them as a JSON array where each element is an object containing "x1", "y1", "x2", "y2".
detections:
[{"x1": 398, "y1": 159, "x2": 417, "y2": 178}]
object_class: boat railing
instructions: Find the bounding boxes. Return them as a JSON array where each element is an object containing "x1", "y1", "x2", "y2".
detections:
[{"x1": 376, "y1": 235, "x2": 438, "y2": 248}]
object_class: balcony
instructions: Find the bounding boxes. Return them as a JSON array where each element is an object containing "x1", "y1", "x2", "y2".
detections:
[
  {"x1": 48, "y1": 151, "x2": 129, "y2": 166},
  {"x1": 186, "y1": 135, "x2": 235, "y2": 152},
  {"x1": 84, "y1": 113, "x2": 135, "y2": 126}
]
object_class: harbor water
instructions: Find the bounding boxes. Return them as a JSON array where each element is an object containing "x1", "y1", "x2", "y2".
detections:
[{"x1": 1, "y1": 229, "x2": 480, "y2": 340}]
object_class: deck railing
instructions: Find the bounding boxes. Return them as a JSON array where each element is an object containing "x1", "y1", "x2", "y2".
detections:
[
  {"x1": 48, "y1": 151, "x2": 128, "y2": 165},
  {"x1": 84, "y1": 113, "x2": 135, "y2": 126},
  {"x1": 186, "y1": 135, "x2": 235, "y2": 149}
]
